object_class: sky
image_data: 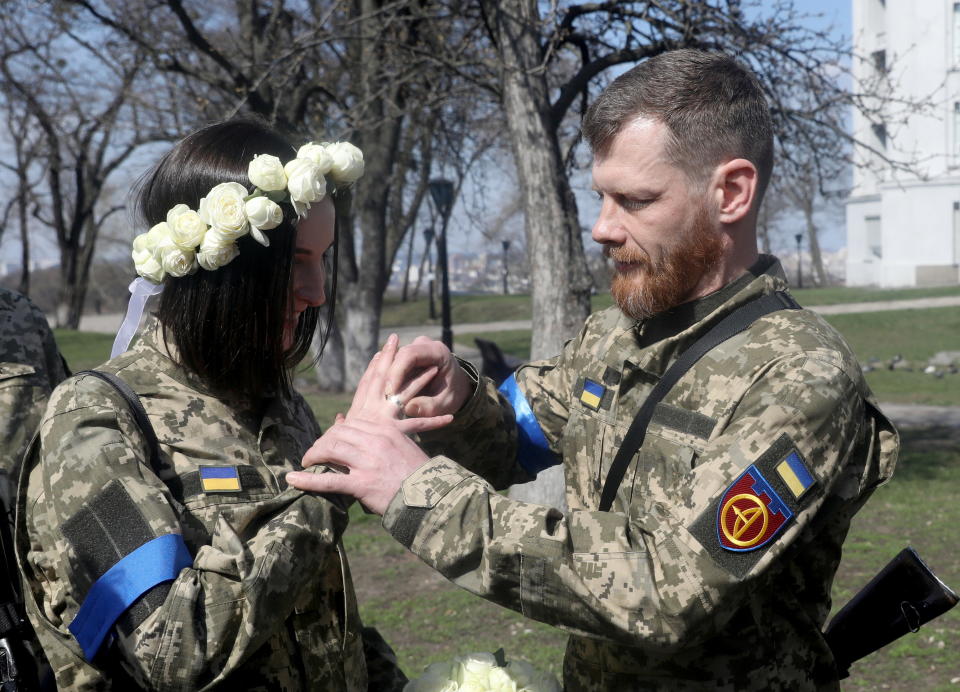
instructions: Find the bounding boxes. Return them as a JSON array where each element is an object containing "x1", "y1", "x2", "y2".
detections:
[{"x1": 1, "y1": 0, "x2": 854, "y2": 269}]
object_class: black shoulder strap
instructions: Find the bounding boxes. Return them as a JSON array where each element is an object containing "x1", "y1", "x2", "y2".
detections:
[
  {"x1": 77, "y1": 370, "x2": 162, "y2": 474},
  {"x1": 597, "y1": 291, "x2": 801, "y2": 512}
]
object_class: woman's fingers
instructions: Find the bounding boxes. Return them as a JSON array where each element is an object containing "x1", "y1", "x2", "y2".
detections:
[{"x1": 394, "y1": 413, "x2": 453, "y2": 435}]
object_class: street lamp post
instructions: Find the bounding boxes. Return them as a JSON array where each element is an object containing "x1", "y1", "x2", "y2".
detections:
[
  {"x1": 424, "y1": 226, "x2": 436, "y2": 319},
  {"x1": 429, "y1": 179, "x2": 455, "y2": 350},
  {"x1": 794, "y1": 233, "x2": 803, "y2": 289},
  {"x1": 501, "y1": 239, "x2": 511, "y2": 295}
]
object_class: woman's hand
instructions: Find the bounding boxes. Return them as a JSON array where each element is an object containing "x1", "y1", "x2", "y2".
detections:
[
  {"x1": 385, "y1": 336, "x2": 473, "y2": 418},
  {"x1": 341, "y1": 333, "x2": 452, "y2": 435}
]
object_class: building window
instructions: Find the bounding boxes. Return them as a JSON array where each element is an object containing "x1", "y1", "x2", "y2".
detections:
[
  {"x1": 866, "y1": 216, "x2": 882, "y2": 259},
  {"x1": 872, "y1": 122, "x2": 887, "y2": 149},
  {"x1": 954, "y1": 103, "x2": 960, "y2": 161},
  {"x1": 954, "y1": 202, "x2": 960, "y2": 265},
  {"x1": 954, "y1": 4, "x2": 960, "y2": 65},
  {"x1": 871, "y1": 49, "x2": 886, "y2": 73}
]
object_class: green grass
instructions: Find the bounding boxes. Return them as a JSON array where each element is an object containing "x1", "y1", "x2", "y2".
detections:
[
  {"x1": 456, "y1": 306, "x2": 960, "y2": 406},
  {"x1": 53, "y1": 329, "x2": 114, "y2": 372},
  {"x1": 830, "y1": 426, "x2": 960, "y2": 690},
  {"x1": 383, "y1": 285, "x2": 960, "y2": 328},
  {"x1": 340, "y1": 425, "x2": 960, "y2": 688}
]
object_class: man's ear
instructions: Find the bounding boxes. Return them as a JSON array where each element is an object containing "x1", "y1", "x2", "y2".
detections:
[{"x1": 712, "y1": 159, "x2": 758, "y2": 225}]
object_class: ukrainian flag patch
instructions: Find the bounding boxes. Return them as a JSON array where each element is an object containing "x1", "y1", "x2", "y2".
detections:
[
  {"x1": 199, "y1": 466, "x2": 242, "y2": 493},
  {"x1": 579, "y1": 378, "x2": 605, "y2": 410},
  {"x1": 775, "y1": 451, "x2": 816, "y2": 501}
]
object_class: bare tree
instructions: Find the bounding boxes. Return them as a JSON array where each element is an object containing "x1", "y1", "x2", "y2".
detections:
[
  {"x1": 1, "y1": 4, "x2": 177, "y2": 327},
  {"x1": 0, "y1": 89, "x2": 44, "y2": 295}
]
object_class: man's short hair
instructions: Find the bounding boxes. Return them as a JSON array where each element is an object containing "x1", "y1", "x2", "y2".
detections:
[{"x1": 582, "y1": 49, "x2": 774, "y2": 205}]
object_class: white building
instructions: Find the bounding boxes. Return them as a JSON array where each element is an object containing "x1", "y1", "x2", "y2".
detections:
[{"x1": 846, "y1": 0, "x2": 960, "y2": 286}]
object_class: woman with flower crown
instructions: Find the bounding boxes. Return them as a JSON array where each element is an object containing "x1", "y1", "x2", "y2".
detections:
[{"x1": 15, "y1": 119, "x2": 444, "y2": 690}]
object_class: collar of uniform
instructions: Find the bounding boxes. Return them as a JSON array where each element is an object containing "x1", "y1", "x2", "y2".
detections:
[{"x1": 615, "y1": 254, "x2": 788, "y2": 376}]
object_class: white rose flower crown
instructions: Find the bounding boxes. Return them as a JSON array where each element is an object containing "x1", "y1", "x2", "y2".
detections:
[
  {"x1": 111, "y1": 140, "x2": 363, "y2": 359},
  {"x1": 131, "y1": 140, "x2": 364, "y2": 283}
]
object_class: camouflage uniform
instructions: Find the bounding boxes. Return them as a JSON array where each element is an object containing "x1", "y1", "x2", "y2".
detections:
[
  {"x1": 383, "y1": 256, "x2": 899, "y2": 691},
  {"x1": 0, "y1": 287, "x2": 66, "y2": 504},
  {"x1": 17, "y1": 322, "x2": 404, "y2": 691}
]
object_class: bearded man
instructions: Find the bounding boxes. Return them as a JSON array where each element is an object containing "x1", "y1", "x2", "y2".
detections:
[{"x1": 288, "y1": 49, "x2": 899, "y2": 691}]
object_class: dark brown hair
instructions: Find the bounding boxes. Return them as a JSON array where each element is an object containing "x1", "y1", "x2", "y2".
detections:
[
  {"x1": 582, "y1": 49, "x2": 774, "y2": 205},
  {"x1": 136, "y1": 118, "x2": 335, "y2": 405}
]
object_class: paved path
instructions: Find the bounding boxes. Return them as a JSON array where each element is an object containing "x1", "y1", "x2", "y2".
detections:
[
  {"x1": 876, "y1": 403, "x2": 960, "y2": 429},
  {"x1": 75, "y1": 294, "x2": 960, "y2": 336}
]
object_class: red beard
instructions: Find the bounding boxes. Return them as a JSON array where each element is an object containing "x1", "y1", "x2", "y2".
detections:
[{"x1": 605, "y1": 203, "x2": 724, "y2": 320}]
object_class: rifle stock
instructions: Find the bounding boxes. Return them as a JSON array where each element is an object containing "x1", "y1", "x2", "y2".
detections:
[{"x1": 824, "y1": 547, "x2": 958, "y2": 678}]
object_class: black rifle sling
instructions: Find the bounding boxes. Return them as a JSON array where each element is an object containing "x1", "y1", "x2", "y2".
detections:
[
  {"x1": 78, "y1": 370, "x2": 161, "y2": 474},
  {"x1": 597, "y1": 291, "x2": 801, "y2": 512}
]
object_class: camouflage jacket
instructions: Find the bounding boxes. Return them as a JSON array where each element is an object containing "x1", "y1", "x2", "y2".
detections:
[
  {"x1": 384, "y1": 256, "x2": 899, "y2": 691},
  {"x1": 0, "y1": 287, "x2": 66, "y2": 503},
  {"x1": 16, "y1": 324, "x2": 400, "y2": 691}
]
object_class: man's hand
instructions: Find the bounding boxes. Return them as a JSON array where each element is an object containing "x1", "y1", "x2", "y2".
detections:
[
  {"x1": 287, "y1": 419, "x2": 430, "y2": 515},
  {"x1": 386, "y1": 336, "x2": 473, "y2": 418}
]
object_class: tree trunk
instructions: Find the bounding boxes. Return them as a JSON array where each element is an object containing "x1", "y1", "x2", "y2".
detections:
[
  {"x1": 488, "y1": 0, "x2": 591, "y2": 361},
  {"x1": 17, "y1": 188, "x2": 30, "y2": 297},
  {"x1": 803, "y1": 199, "x2": 828, "y2": 286},
  {"x1": 486, "y1": 0, "x2": 591, "y2": 508},
  {"x1": 312, "y1": 318, "x2": 345, "y2": 391}
]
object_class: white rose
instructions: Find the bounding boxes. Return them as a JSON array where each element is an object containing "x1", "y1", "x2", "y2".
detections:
[
  {"x1": 296, "y1": 142, "x2": 334, "y2": 175},
  {"x1": 135, "y1": 254, "x2": 165, "y2": 284},
  {"x1": 165, "y1": 203, "x2": 191, "y2": 229},
  {"x1": 326, "y1": 141, "x2": 364, "y2": 184},
  {"x1": 284, "y1": 157, "x2": 325, "y2": 217},
  {"x1": 244, "y1": 195, "x2": 283, "y2": 246},
  {"x1": 144, "y1": 221, "x2": 173, "y2": 251},
  {"x1": 197, "y1": 229, "x2": 240, "y2": 270},
  {"x1": 160, "y1": 245, "x2": 198, "y2": 278},
  {"x1": 248, "y1": 154, "x2": 288, "y2": 192},
  {"x1": 198, "y1": 181, "x2": 250, "y2": 238},
  {"x1": 403, "y1": 667, "x2": 458, "y2": 692},
  {"x1": 486, "y1": 667, "x2": 518, "y2": 692},
  {"x1": 169, "y1": 209, "x2": 207, "y2": 250},
  {"x1": 457, "y1": 653, "x2": 497, "y2": 687}
]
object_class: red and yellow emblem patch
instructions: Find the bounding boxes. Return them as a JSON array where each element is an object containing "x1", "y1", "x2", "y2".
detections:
[{"x1": 716, "y1": 465, "x2": 793, "y2": 552}]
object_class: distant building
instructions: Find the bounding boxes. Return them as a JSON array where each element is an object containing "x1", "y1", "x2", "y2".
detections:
[{"x1": 846, "y1": 0, "x2": 960, "y2": 286}]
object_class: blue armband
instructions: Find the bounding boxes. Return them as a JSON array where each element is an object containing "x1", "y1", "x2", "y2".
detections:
[
  {"x1": 69, "y1": 533, "x2": 192, "y2": 661},
  {"x1": 498, "y1": 373, "x2": 560, "y2": 475}
]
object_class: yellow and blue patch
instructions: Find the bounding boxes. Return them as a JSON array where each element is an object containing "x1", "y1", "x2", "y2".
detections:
[
  {"x1": 776, "y1": 451, "x2": 815, "y2": 501},
  {"x1": 579, "y1": 378, "x2": 606, "y2": 410},
  {"x1": 199, "y1": 466, "x2": 242, "y2": 493}
]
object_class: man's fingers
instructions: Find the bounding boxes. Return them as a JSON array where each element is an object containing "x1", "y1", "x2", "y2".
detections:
[
  {"x1": 285, "y1": 469, "x2": 353, "y2": 495},
  {"x1": 386, "y1": 341, "x2": 447, "y2": 394},
  {"x1": 302, "y1": 428, "x2": 366, "y2": 468},
  {"x1": 395, "y1": 413, "x2": 453, "y2": 435},
  {"x1": 397, "y1": 366, "x2": 438, "y2": 408}
]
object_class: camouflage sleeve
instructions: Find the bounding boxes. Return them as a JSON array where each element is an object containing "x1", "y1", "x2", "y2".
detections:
[
  {"x1": 417, "y1": 336, "x2": 582, "y2": 490},
  {"x1": 0, "y1": 294, "x2": 66, "y2": 486},
  {"x1": 383, "y1": 354, "x2": 880, "y2": 649},
  {"x1": 32, "y1": 376, "x2": 346, "y2": 689}
]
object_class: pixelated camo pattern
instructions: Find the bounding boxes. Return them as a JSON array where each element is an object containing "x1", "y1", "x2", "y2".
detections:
[
  {"x1": 395, "y1": 257, "x2": 899, "y2": 691},
  {"x1": 0, "y1": 287, "x2": 66, "y2": 489},
  {"x1": 17, "y1": 321, "x2": 404, "y2": 690}
]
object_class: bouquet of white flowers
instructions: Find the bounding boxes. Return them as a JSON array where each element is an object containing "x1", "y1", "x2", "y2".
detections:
[{"x1": 403, "y1": 651, "x2": 561, "y2": 692}]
